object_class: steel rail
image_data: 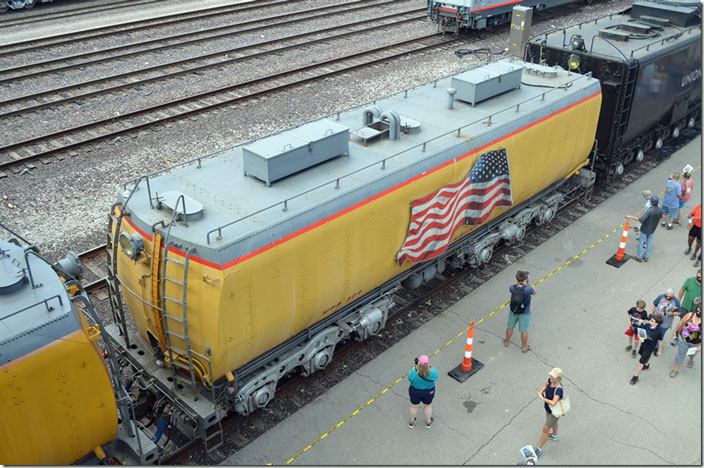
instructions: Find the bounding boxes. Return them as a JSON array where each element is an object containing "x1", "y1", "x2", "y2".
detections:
[
  {"x1": 0, "y1": 0, "x2": 348, "y2": 56},
  {"x1": 0, "y1": 33, "x2": 455, "y2": 170},
  {"x1": 0, "y1": 0, "x2": 165, "y2": 28},
  {"x1": 0, "y1": 0, "x2": 409, "y2": 82},
  {"x1": 0, "y1": 12, "x2": 426, "y2": 118}
]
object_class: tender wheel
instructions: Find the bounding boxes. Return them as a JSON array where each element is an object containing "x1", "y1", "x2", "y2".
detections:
[
  {"x1": 614, "y1": 163, "x2": 624, "y2": 175},
  {"x1": 672, "y1": 127, "x2": 680, "y2": 138},
  {"x1": 24, "y1": 0, "x2": 35, "y2": 8},
  {"x1": 251, "y1": 384, "x2": 274, "y2": 409},
  {"x1": 688, "y1": 117, "x2": 696, "y2": 128},
  {"x1": 476, "y1": 246, "x2": 493, "y2": 265},
  {"x1": 635, "y1": 148, "x2": 645, "y2": 162},
  {"x1": 655, "y1": 137, "x2": 663, "y2": 149},
  {"x1": 0, "y1": 1, "x2": 8, "y2": 12}
]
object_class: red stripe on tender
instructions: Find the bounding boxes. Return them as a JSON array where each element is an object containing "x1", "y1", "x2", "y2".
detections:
[
  {"x1": 439, "y1": 7, "x2": 457, "y2": 12},
  {"x1": 119, "y1": 91, "x2": 600, "y2": 271},
  {"x1": 470, "y1": 0, "x2": 522, "y2": 13}
]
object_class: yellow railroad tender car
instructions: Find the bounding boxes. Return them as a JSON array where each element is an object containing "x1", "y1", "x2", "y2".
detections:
[
  {"x1": 106, "y1": 58, "x2": 600, "y2": 436},
  {"x1": 0, "y1": 240, "x2": 117, "y2": 465}
]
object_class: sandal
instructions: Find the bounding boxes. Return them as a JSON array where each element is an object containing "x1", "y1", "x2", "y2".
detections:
[
  {"x1": 669, "y1": 370, "x2": 677, "y2": 378},
  {"x1": 687, "y1": 360, "x2": 694, "y2": 368},
  {"x1": 522, "y1": 345, "x2": 532, "y2": 353}
]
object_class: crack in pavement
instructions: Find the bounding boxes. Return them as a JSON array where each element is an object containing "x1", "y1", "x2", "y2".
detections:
[
  {"x1": 529, "y1": 352, "x2": 659, "y2": 432},
  {"x1": 596, "y1": 428, "x2": 674, "y2": 464},
  {"x1": 462, "y1": 396, "x2": 535, "y2": 464}
]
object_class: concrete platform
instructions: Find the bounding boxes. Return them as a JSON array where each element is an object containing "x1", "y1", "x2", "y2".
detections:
[{"x1": 226, "y1": 136, "x2": 702, "y2": 466}]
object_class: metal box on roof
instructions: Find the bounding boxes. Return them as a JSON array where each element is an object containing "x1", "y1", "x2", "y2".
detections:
[
  {"x1": 243, "y1": 119, "x2": 349, "y2": 185},
  {"x1": 451, "y1": 61, "x2": 523, "y2": 106}
]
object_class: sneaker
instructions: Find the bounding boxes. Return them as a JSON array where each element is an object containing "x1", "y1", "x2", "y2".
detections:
[
  {"x1": 426, "y1": 417, "x2": 434, "y2": 429},
  {"x1": 408, "y1": 418, "x2": 416, "y2": 429},
  {"x1": 671, "y1": 340, "x2": 678, "y2": 346},
  {"x1": 535, "y1": 447, "x2": 543, "y2": 457},
  {"x1": 691, "y1": 254, "x2": 698, "y2": 261},
  {"x1": 633, "y1": 257, "x2": 643, "y2": 263},
  {"x1": 643, "y1": 257, "x2": 648, "y2": 262},
  {"x1": 643, "y1": 363, "x2": 650, "y2": 369},
  {"x1": 625, "y1": 345, "x2": 632, "y2": 351},
  {"x1": 661, "y1": 221, "x2": 667, "y2": 227},
  {"x1": 685, "y1": 248, "x2": 692, "y2": 255},
  {"x1": 631, "y1": 349, "x2": 637, "y2": 358},
  {"x1": 667, "y1": 224, "x2": 673, "y2": 230},
  {"x1": 548, "y1": 434, "x2": 560, "y2": 442},
  {"x1": 669, "y1": 370, "x2": 678, "y2": 378},
  {"x1": 630, "y1": 376, "x2": 639, "y2": 385}
]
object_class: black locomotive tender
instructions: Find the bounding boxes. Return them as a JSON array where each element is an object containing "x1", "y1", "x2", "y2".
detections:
[{"x1": 525, "y1": 0, "x2": 702, "y2": 177}]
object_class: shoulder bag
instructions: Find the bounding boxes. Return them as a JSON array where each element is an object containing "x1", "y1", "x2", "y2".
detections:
[{"x1": 548, "y1": 388, "x2": 570, "y2": 418}]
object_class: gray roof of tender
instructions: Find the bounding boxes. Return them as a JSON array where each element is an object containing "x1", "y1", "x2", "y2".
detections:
[
  {"x1": 534, "y1": 9, "x2": 701, "y2": 61},
  {"x1": 121, "y1": 59, "x2": 600, "y2": 264},
  {"x1": 0, "y1": 240, "x2": 79, "y2": 362}
]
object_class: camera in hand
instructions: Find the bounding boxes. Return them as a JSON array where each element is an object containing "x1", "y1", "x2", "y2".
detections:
[{"x1": 414, "y1": 357, "x2": 419, "y2": 365}]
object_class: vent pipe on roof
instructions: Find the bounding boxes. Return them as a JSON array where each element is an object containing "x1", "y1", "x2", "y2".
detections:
[
  {"x1": 381, "y1": 111, "x2": 401, "y2": 141},
  {"x1": 447, "y1": 87, "x2": 457, "y2": 109},
  {"x1": 363, "y1": 105, "x2": 383, "y2": 125}
]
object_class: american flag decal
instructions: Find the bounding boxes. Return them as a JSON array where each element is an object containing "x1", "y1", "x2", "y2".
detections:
[{"x1": 397, "y1": 149, "x2": 513, "y2": 265}]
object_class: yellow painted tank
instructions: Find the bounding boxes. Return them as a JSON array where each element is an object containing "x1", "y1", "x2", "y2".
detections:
[
  {"x1": 111, "y1": 59, "x2": 600, "y2": 412},
  {"x1": 0, "y1": 241, "x2": 118, "y2": 465}
]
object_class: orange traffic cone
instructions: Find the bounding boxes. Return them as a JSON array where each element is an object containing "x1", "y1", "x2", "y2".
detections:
[
  {"x1": 607, "y1": 220, "x2": 631, "y2": 267},
  {"x1": 448, "y1": 321, "x2": 484, "y2": 383}
]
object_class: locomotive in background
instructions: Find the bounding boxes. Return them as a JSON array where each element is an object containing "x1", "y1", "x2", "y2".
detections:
[
  {"x1": 1, "y1": 0, "x2": 49, "y2": 12},
  {"x1": 427, "y1": 0, "x2": 590, "y2": 34},
  {"x1": 525, "y1": 0, "x2": 702, "y2": 176}
]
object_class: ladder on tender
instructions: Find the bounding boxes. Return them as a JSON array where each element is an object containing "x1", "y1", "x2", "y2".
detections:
[
  {"x1": 160, "y1": 242, "x2": 224, "y2": 455},
  {"x1": 160, "y1": 242, "x2": 198, "y2": 393},
  {"x1": 611, "y1": 61, "x2": 640, "y2": 155},
  {"x1": 159, "y1": 194, "x2": 224, "y2": 456}
]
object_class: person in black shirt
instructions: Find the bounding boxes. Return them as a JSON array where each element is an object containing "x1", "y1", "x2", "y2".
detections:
[
  {"x1": 630, "y1": 315, "x2": 665, "y2": 385},
  {"x1": 625, "y1": 300, "x2": 648, "y2": 358}
]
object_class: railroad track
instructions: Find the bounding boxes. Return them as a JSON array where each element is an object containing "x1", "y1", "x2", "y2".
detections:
[
  {"x1": 160, "y1": 131, "x2": 695, "y2": 464},
  {"x1": 0, "y1": 32, "x2": 458, "y2": 170},
  {"x1": 0, "y1": 0, "x2": 164, "y2": 28},
  {"x1": 0, "y1": 0, "x2": 409, "y2": 79},
  {"x1": 0, "y1": 0, "x2": 341, "y2": 55}
]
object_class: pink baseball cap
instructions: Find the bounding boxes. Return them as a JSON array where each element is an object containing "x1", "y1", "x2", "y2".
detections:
[{"x1": 418, "y1": 355, "x2": 429, "y2": 365}]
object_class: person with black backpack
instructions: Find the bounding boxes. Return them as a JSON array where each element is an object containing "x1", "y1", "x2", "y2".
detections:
[{"x1": 504, "y1": 270, "x2": 537, "y2": 353}]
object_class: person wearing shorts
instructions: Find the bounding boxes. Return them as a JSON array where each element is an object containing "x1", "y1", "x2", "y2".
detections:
[
  {"x1": 534, "y1": 368, "x2": 564, "y2": 457},
  {"x1": 630, "y1": 315, "x2": 665, "y2": 385},
  {"x1": 407, "y1": 354, "x2": 438, "y2": 429},
  {"x1": 661, "y1": 173, "x2": 682, "y2": 230},
  {"x1": 685, "y1": 204, "x2": 701, "y2": 262},
  {"x1": 677, "y1": 172, "x2": 694, "y2": 225},
  {"x1": 505, "y1": 271, "x2": 537, "y2": 353},
  {"x1": 669, "y1": 303, "x2": 701, "y2": 378}
]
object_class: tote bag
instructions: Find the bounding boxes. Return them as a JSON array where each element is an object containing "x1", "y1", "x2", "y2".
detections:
[{"x1": 549, "y1": 394, "x2": 571, "y2": 418}]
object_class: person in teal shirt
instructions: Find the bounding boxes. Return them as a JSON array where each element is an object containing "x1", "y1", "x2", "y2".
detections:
[{"x1": 407, "y1": 354, "x2": 438, "y2": 429}]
